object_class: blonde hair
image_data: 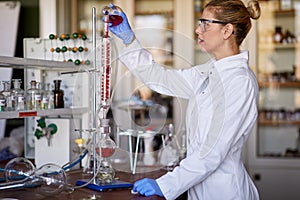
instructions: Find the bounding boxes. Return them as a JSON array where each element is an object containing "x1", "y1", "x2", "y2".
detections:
[{"x1": 204, "y1": 0, "x2": 261, "y2": 46}]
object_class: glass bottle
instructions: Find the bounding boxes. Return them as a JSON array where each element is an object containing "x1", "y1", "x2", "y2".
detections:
[
  {"x1": 27, "y1": 80, "x2": 41, "y2": 110},
  {"x1": 53, "y1": 80, "x2": 64, "y2": 108},
  {"x1": 12, "y1": 79, "x2": 25, "y2": 111},
  {"x1": 297, "y1": 128, "x2": 300, "y2": 153},
  {"x1": 1, "y1": 81, "x2": 12, "y2": 111},
  {"x1": 39, "y1": 82, "x2": 46, "y2": 110},
  {"x1": 273, "y1": 26, "x2": 284, "y2": 43},
  {"x1": 0, "y1": 84, "x2": 5, "y2": 112},
  {"x1": 42, "y1": 83, "x2": 54, "y2": 109}
]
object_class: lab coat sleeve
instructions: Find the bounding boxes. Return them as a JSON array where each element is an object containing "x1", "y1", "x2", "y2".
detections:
[
  {"x1": 156, "y1": 75, "x2": 258, "y2": 199},
  {"x1": 118, "y1": 39, "x2": 209, "y2": 99}
]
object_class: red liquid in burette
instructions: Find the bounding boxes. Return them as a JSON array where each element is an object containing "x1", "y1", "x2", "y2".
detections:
[{"x1": 109, "y1": 15, "x2": 123, "y2": 26}]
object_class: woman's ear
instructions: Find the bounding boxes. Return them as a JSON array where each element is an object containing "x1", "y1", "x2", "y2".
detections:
[{"x1": 223, "y1": 23, "x2": 234, "y2": 39}]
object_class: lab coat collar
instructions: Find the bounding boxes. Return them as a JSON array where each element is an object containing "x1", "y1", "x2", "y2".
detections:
[{"x1": 213, "y1": 50, "x2": 249, "y2": 73}]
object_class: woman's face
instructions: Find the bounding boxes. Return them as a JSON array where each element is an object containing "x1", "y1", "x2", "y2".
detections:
[{"x1": 195, "y1": 9, "x2": 226, "y2": 56}]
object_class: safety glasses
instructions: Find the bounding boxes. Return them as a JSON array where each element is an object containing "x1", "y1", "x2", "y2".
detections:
[{"x1": 198, "y1": 18, "x2": 228, "y2": 33}]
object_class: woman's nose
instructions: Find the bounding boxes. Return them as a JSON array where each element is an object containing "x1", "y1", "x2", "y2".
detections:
[{"x1": 195, "y1": 26, "x2": 201, "y2": 35}]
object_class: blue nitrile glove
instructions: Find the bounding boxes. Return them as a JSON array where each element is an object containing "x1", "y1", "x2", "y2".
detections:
[
  {"x1": 132, "y1": 178, "x2": 164, "y2": 197},
  {"x1": 107, "y1": 3, "x2": 135, "y2": 45}
]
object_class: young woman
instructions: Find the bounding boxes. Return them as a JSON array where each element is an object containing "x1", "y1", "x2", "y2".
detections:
[{"x1": 107, "y1": 0, "x2": 261, "y2": 199}]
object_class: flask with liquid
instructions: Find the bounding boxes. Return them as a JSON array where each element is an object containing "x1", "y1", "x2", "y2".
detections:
[
  {"x1": 53, "y1": 80, "x2": 64, "y2": 108},
  {"x1": 96, "y1": 119, "x2": 116, "y2": 184},
  {"x1": 11, "y1": 79, "x2": 25, "y2": 111},
  {"x1": 27, "y1": 80, "x2": 41, "y2": 110},
  {"x1": 102, "y1": 4, "x2": 123, "y2": 27}
]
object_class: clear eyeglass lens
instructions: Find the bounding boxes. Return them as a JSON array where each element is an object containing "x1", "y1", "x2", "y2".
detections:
[{"x1": 198, "y1": 21, "x2": 207, "y2": 32}]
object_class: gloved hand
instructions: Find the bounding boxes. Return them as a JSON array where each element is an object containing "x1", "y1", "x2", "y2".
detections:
[
  {"x1": 106, "y1": 3, "x2": 135, "y2": 45},
  {"x1": 132, "y1": 178, "x2": 164, "y2": 197}
]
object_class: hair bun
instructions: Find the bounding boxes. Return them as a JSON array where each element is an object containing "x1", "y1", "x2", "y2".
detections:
[{"x1": 247, "y1": 0, "x2": 261, "y2": 20}]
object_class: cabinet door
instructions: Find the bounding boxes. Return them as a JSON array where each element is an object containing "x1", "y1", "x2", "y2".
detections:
[
  {"x1": 249, "y1": 167, "x2": 300, "y2": 200},
  {"x1": 257, "y1": 0, "x2": 300, "y2": 159}
]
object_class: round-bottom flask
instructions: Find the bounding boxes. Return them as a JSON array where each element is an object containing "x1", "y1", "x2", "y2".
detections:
[{"x1": 96, "y1": 119, "x2": 116, "y2": 184}]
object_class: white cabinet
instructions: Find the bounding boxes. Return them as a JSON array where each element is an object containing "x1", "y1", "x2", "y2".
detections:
[{"x1": 0, "y1": 55, "x2": 90, "y2": 162}]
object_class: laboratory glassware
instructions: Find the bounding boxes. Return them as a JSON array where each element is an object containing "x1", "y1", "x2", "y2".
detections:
[
  {"x1": 1, "y1": 157, "x2": 73, "y2": 196},
  {"x1": 53, "y1": 80, "x2": 64, "y2": 108},
  {"x1": 41, "y1": 83, "x2": 54, "y2": 109},
  {"x1": 0, "y1": 85, "x2": 5, "y2": 112},
  {"x1": 27, "y1": 80, "x2": 41, "y2": 110},
  {"x1": 11, "y1": 79, "x2": 25, "y2": 111},
  {"x1": 96, "y1": 119, "x2": 116, "y2": 184},
  {"x1": 99, "y1": 4, "x2": 122, "y2": 119},
  {"x1": 1, "y1": 81, "x2": 13, "y2": 111}
]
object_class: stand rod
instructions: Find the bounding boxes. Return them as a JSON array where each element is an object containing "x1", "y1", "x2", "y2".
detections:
[{"x1": 92, "y1": 7, "x2": 97, "y2": 184}]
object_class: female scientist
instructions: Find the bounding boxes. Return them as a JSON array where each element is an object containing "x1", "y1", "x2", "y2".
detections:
[{"x1": 107, "y1": 0, "x2": 261, "y2": 199}]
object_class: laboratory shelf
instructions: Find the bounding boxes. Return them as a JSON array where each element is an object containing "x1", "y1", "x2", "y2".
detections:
[
  {"x1": 258, "y1": 81, "x2": 300, "y2": 88},
  {"x1": 258, "y1": 43, "x2": 297, "y2": 50},
  {"x1": 259, "y1": 120, "x2": 300, "y2": 126},
  {"x1": 0, "y1": 56, "x2": 83, "y2": 70},
  {"x1": 0, "y1": 107, "x2": 89, "y2": 119}
]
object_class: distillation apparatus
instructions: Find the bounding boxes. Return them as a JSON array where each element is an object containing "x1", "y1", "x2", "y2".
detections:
[
  {"x1": 94, "y1": 4, "x2": 118, "y2": 184},
  {"x1": 75, "y1": 5, "x2": 129, "y2": 189}
]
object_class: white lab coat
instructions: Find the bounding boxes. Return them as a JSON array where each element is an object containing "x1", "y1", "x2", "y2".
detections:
[{"x1": 119, "y1": 40, "x2": 259, "y2": 200}]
